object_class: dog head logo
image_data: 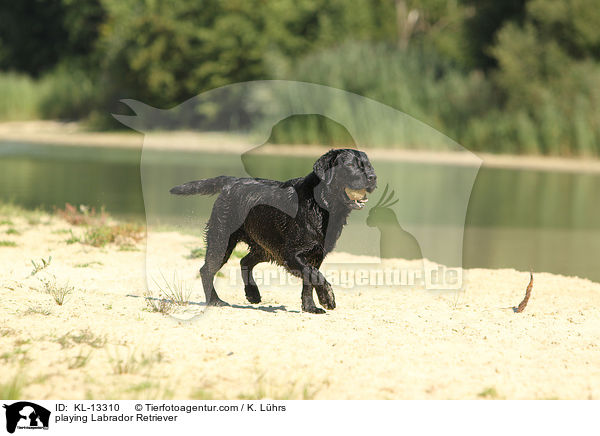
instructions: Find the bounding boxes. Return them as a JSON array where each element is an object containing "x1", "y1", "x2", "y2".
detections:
[
  {"x1": 3, "y1": 402, "x2": 50, "y2": 434},
  {"x1": 114, "y1": 80, "x2": 481, "y2": 315}
]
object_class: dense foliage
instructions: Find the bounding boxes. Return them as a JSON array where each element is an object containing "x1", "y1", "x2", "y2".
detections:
[{"x1": 0, "y1": 0, "x2": 599, "y2": 155}]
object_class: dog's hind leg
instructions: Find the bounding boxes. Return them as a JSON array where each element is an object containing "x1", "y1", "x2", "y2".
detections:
[
  {"x1": 240, "y1": 248, "x2": 267, "y2": 304},
  {"x1": 200, "y1": 229, "x2": 240, "y2": 307}
]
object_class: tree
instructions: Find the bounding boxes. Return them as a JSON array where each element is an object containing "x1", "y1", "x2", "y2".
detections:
[{"x1": 0, "y1": 0, "x2": 104, "y2": 75}]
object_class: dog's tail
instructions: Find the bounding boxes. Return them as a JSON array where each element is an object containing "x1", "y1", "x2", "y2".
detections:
[{"x1": 169, "y1": 176, "x2": 236, "y2": 196}]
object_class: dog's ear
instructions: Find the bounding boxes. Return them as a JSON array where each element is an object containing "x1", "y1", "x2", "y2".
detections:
[{"x1": 313, "y1": 149, "x2": 341, "y2": 181}]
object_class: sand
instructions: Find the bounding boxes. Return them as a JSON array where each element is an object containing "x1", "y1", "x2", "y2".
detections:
[{"x1": 1, "y1": 210, "x2": 599, "y2": 400}]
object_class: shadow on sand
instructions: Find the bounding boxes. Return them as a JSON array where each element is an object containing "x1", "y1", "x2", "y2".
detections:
[{"x1": 127, "y1": 294, "x2": 299, "y2": 314}]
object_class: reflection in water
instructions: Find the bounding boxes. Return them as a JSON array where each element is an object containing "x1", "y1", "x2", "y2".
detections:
[{"x1": 0, "y1": 142, "x2": 599, "y2": 282}]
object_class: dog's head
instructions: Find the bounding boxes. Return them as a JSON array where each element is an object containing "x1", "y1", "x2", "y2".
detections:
[{"x1": 313, "y1": 149, "x2": 377, "y2": 210}]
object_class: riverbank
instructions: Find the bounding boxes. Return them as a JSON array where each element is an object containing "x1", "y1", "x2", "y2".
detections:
[
  {"x1": 1, "y1": 206, "x2": 599, "y2": 399},
  {"x1": 2, "y1": 121, "x2": 600, "y2": 173}
]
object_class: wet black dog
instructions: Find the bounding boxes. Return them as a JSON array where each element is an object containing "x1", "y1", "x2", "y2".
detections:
[{"x1": 170, "y1": 149, "x2": 377, "y2": 313}]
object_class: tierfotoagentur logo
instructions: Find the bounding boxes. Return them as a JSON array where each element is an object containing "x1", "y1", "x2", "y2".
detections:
[
  {"x1": 114, "y1": 80, "x2": 481, "y2": 320},
  {"x1": 220, "y1": 263, "x2": 462, "y2": 290},
  {"x1": 2, "y1": 402, "x2": 50, "y2": 434}
]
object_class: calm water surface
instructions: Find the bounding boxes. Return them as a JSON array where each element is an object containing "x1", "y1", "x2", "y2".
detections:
[{"x1": 1, "y1": 142, "x2": 598, "y2": 282}]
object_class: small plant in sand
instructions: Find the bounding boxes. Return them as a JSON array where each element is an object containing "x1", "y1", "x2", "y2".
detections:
[
  {"x1": 449, "y1": 290, "x2": 466, "y2": 310},
  {"x1": 107, "y1": 348, "x2": 139, "y2": 375},
  {"x1": 143, "y1": 290, "x2": 174, "y2": 314},
  {"x1": 68, "y1": 350, "x2": 92, "y2": 369},
  {"x1": 152, "y1": 271, "x2": 192, "y2": 306},
  {"x1": 40, "y1": 276, "x2": 74, "y2": 305},
  {"x1": 139, "y1": 350, "x2": 165, "y2": 367},
  {"x1": 124, "y1": 381, "x2": 175, "y2": 400},
  {"x1": 236, "y1": 373, "x2": 320, "y2": 400},
  {"x1": 14, "y1": 339, "x2": 31, "y2": 347},
  {"x1": 118, "y1": 244, "x2": 139, "y2": 252},
  {"x1": 56, "y1": 329, "x2": 107, "y2": 349},
  {"x1": 478, "y1": 386, "x2": 500, "y2": 399},
  {"x1": 0, "y1": 240, "x2": 17, "y2": 247},
  {"x1": 30, "y1": 255, "x2": 52, "y2": 276},
  {"x1": 0, "y1": 347, "x2": 30, "y2": 365},
  {"x1": 74, "y1": 261, "x2": 103, "y2": 268},
  {"x1": 55, "y1": 203, "x2": 107, "y2": 226},
  {"x1": 83, "y1": 222, "x2": 143, "y2": 248},
  {"x1": 107, "y1": 347, "x2": 163, "y2": 375},
  {"x1": 0, "y1": 327, "x2": 16, "y2": 337},
  {"x1": 65, "y1": 229, "x2": 80, "y2": 244},
  {"x1": 23, "y1": 306, "x2": 52, "y2": 316},
  {"x1": 55, "y1": 203, "x2": 143, "y2": 248},
  {"x1": 190, "y1": 386, "x2": 214, "y2": 400},
  {"x1": 0, "y1": 371, "x2": 26, "y2": 399},
  {"x1": 27, "y1": 216, "x2": 42, "y2": 225},
  {"x1": 5, "y1": 228, "x2": 20, "y2": 235},
  {"x1": 0, "y1": 201, "x2": 42, "y2": 220}
]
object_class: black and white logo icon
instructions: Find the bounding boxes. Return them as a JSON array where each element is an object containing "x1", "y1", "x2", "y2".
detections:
[{"x1": 3, "y1": 402, "x2": 50, "y2": 434}]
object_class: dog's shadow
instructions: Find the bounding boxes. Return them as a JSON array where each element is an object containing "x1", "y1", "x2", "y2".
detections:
[
  {"x1": 128, "y1": 294, "x2": 299, "y2": 314},
  {"x1": 183, "y1": 298, "x2": 299, "y2": 314},
  {"x1": 228, "y1": 303, "x2": 299, "y2": 313}
]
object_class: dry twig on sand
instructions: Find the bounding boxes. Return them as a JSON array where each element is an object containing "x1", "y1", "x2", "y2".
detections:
[{"x1": 514, "y1": 271, "x2": 534, "y2": 313}]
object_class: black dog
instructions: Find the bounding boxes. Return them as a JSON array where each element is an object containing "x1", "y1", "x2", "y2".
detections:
[{"x1": 170, "y1": 149, "x2": 377, "y2": 313}]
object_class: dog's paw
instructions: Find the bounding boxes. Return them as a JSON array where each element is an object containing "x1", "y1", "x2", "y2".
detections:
[
  {"x1": 316, "y1": 283, "x2": 336, "y2": 310},
  {"x1": 323, "y1": 297, "x2": 335, "y2": 310},
  {"x1": 244, "y1": 285, "x2": 262, "y2": 304},
  {"x1": 302, "y1": 305, "x2": 326, "y2": 314},
  {"x1": 208, "y1": 297, "x2": 229, "y2": 307}
]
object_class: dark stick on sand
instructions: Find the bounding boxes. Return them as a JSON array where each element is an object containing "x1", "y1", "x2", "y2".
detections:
[{"x1": 514, "y1": 270, "x2": 534, "y2": 313}]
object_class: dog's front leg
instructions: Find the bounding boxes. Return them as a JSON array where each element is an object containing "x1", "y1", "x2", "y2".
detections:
[
  {"x1": 315, "y1": 281, "x2": 336, "y2": 310},
  {"x1": 286, "y1": 254, "x2": 333, "y2": 314}
]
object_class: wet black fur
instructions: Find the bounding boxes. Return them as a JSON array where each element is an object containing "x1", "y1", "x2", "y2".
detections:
[{"x1": 170, "y1": 149, "x2": 377, "y2": 313}]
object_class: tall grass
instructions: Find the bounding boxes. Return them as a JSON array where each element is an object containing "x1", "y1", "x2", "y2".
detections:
[
  {"x1": 268, "y1": 42, "x2": 495, "y2": 148},
  {"x1": 37, "y1": 65, "x2": 97, "y2": 120},
  {"x1": 0, "y1": 73, "x2": 43, "y2": 120},
  {"x1": 270, "y1": 41, "x2": 600, "y2": 156},
  {"x1": 0, "y1": 66, "x2": 96, "y2": 122}
]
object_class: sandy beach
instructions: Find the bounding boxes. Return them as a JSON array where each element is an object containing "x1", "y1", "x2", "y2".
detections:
[{"x1": 1, "y1": 207, "x2": 599, "y2": 400}]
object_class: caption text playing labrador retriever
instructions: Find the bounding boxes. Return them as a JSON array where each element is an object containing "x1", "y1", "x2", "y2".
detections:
[{"x1": 170, "y1": 149, "x2": 377, "y2": 313}]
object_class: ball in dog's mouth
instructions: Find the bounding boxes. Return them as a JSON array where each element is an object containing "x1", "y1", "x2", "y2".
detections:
[{"x1": 344, "y1": 187, "x2": 368, "y2": 209}]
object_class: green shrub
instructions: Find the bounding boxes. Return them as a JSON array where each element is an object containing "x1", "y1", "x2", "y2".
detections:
[{"x1": 0, "y1": 73, "x2": 42, "y2": 120}]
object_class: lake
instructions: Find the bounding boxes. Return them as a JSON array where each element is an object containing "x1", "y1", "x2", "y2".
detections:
[{"x1": 1, "y1": 141, "x2": 599, "y2": 283}]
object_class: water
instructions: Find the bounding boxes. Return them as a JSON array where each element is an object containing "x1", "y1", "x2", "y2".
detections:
[
  {"x1": 0, "y1": 142, "x2": 144, "y2": 218},
  {"x1": 1, "y1": 141, "x2": 599, "y2": 282}
]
